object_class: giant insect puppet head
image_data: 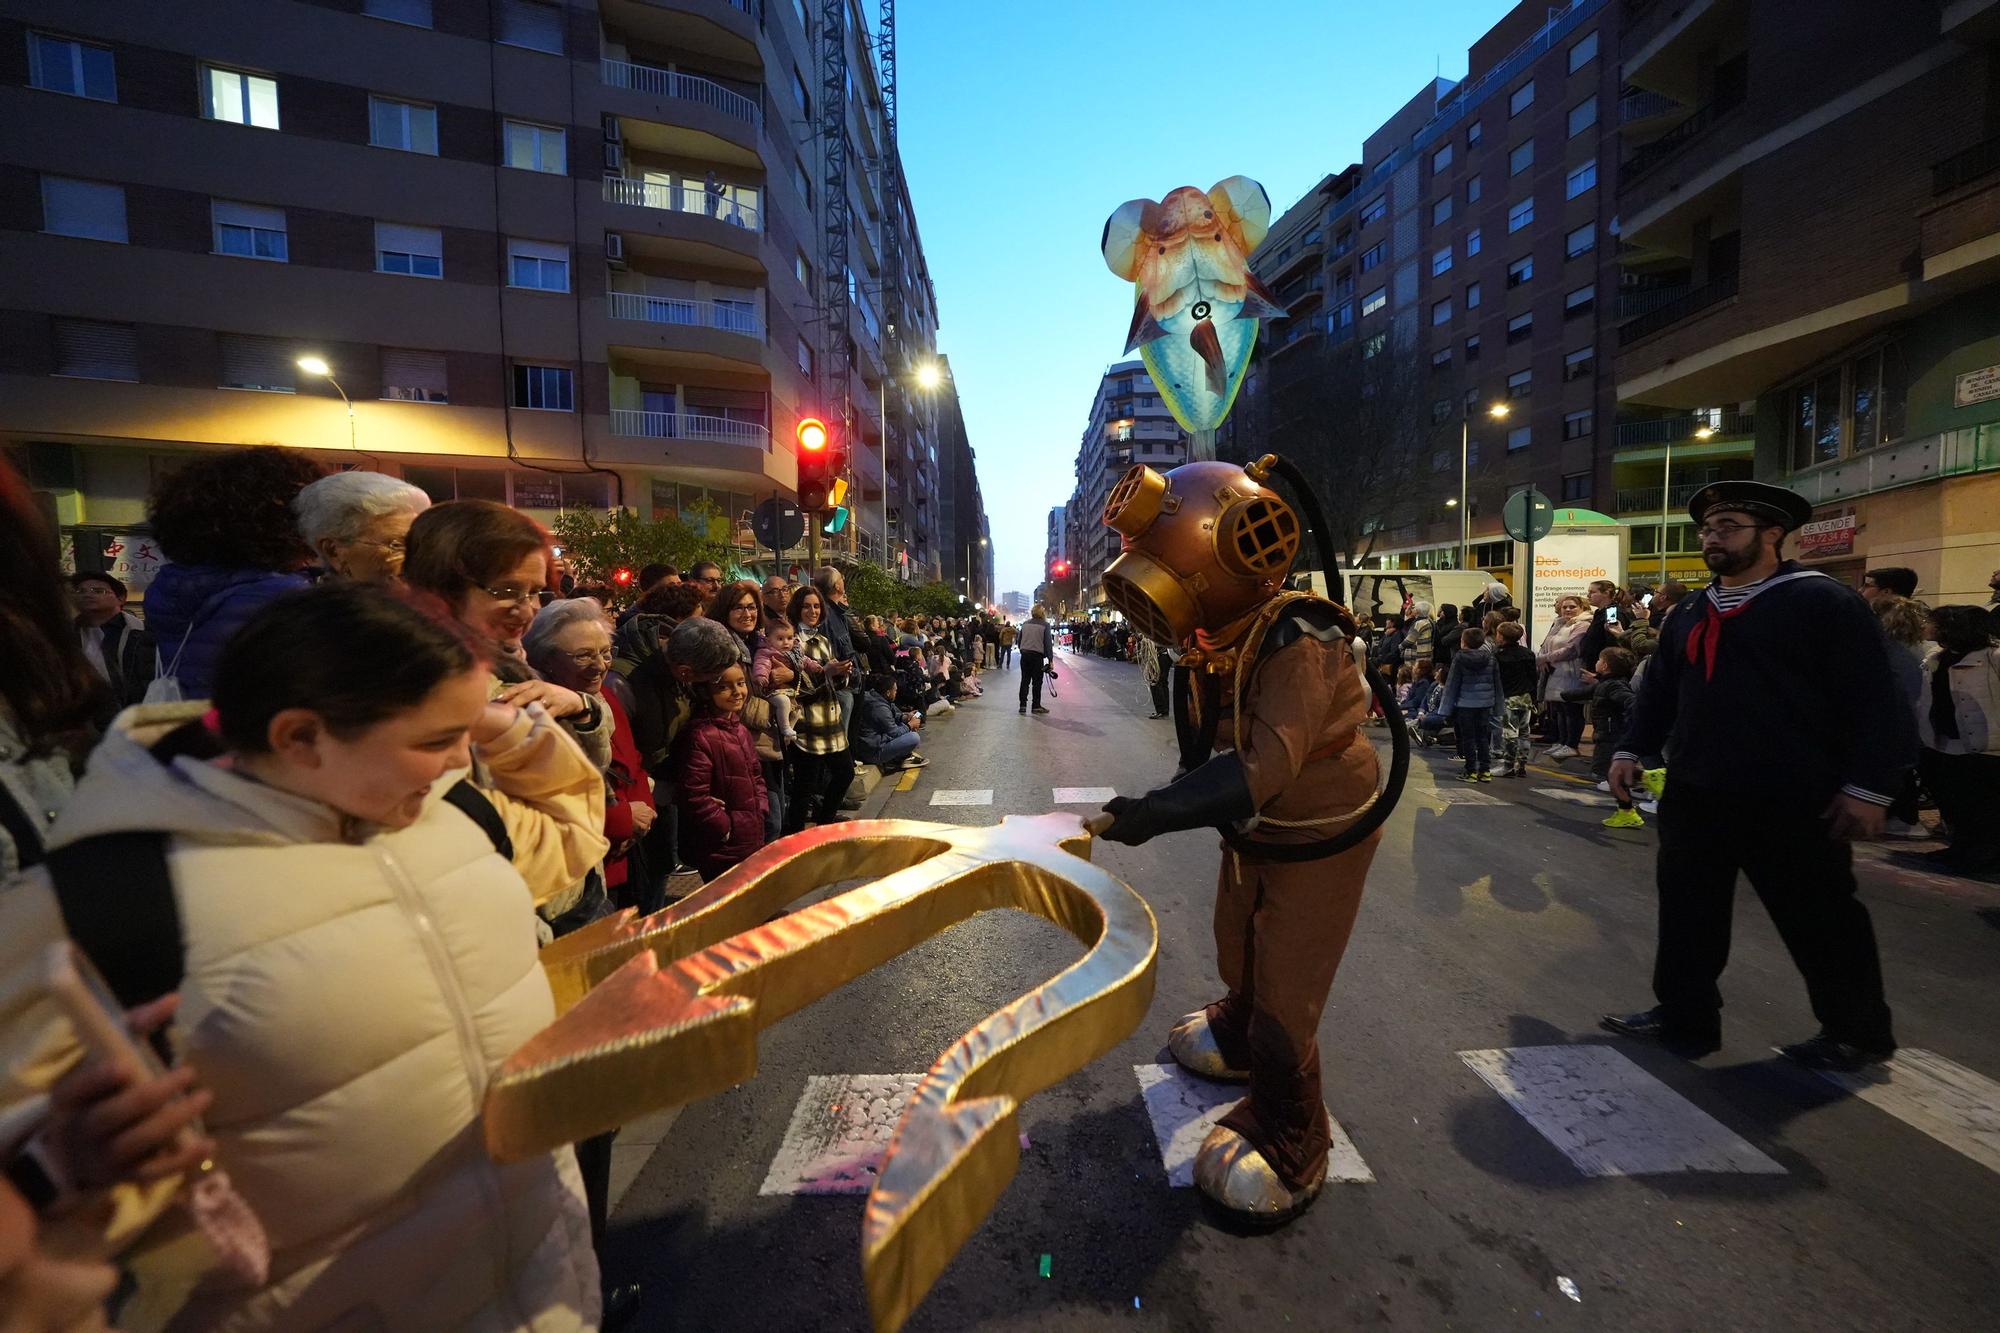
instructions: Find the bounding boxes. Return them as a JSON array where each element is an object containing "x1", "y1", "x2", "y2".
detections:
[{"x1": 1099, "y1": 459, "x2": 1302, "y2": 646}]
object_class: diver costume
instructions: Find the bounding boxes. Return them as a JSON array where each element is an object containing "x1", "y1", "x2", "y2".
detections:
[{"x1": 1096, "y1": 458, "x2": 1391, "y2": 1222}]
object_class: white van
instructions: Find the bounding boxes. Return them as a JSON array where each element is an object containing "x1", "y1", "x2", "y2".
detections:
[{"x1": 1296, "y1": 569, "x2": 1506, "y2": 622}]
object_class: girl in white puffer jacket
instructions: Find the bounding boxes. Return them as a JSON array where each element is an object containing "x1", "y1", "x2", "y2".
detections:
[{"x1": 0, "y1": 583, "x2": 603, "y2": 1331}]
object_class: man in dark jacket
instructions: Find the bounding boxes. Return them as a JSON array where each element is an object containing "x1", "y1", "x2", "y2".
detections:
[
  {"x1": 1602, "y1": 481, "x2": 1915, "y2": 1072},
  {"x1": 1430, "y1": 604, "x2": 1462, "y2": 671},
  {"x1": 853, "y1": 673, "x2": 925, "y2": 771},
  {"x1": 70, "y1": 572, "x2": 155, "y2": 721}
]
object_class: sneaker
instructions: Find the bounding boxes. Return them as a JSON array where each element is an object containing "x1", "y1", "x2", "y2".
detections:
[
  {"x1": 1881, "y1": 818, "x2": 1929, "y2": 840},
  {"x1": 1019, "y1": 705, "x2": 1027, "y2": 714},
  {"x1": 1637, "y1": 798, "x2": 1659, "y2": 814},
  {"x1": 1476, "y1": 771, "x2": 1493, "y2": 783},
  {"x1": 1603, "y1": 807, "x2": 1645, "y2": 829},
  {"x1": 931, "y1": 700, "x2": 955, "y2": 714},
  {"x1": 1492, "y1": 763, "x2": 1515, "y2": 777},
  {"x1": 1511, "y1": 766, "x2": 1529, "y2": 778},
  {"x1": 1594, "y1": 780, "x2": 1611, "y2": 793},
  {"x1": 1642, "y1": 767, "x2": 1668, "y2": 799},
  {"x1": 901, "y1": 753, "x2": 929, "y2": 768},
  {"x1": 1031, "y1": 705, "x2": 1050, "y2": 715},
  {"x1": 1547, "y1": 744, "x2": 1576, "y2": 760},
  {"x1": 1459, "y1": 770, "x2": 1482, "y2": 782}
]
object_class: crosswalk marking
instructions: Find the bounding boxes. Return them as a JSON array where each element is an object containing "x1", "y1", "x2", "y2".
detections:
[
  {"x1": 1809, "y1": 1047, "x2": 2000, "y2": 1176},
  {"x1": 1134, "y1": 1063, "x2": 1373, "y2": 1187},
  {"x1": 1425, "y1": 787, "x2": 1510, "y2": 807},
  {"x1": 1052, "y1": 786, "x2": 1118, "y2": 804},
  {"x1": 760, "y1": 1072, "x2": 923, "y2": 1195},
  {"x1": 1459, "y1": 1045, "x2": 1785, "y2": 1177},
  {"x1": 928, "y1": 788, "x2": 993, "y2": 806},
  {"x1": 1531, "y1": 786, "x2": 1614, "y2": 807}
]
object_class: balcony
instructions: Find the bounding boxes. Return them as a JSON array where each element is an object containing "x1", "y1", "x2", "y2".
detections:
[
  {"x1": 1788, "y1": 423, "x2": 2000, "y2": 504},
  {"x1": 1614, "y1": 410, "x2": 1753, "y2": 448},
  {"x1": 1618, "y1": 271, "x2": 1737, "y2": 346},
  {"x1": 602, "y1": 176, "x2": 760, "y2": 231},
  {"x1": 609, "y1": 410, "x2": 772, "y2": 451},
  {"x1": 1616, "y1": 282, "x2": 1693, "y2": 321},
  {"x1": 601, "y1": 60, "x2": 760, "y2": 127},
  {"x1": 600, "y1": 1, "x2": 760, "y2": 68},
  {"x1": 1619, "y1": 88, "x2": 1684, "y2": 124},
  {"x1": 606, "y1": 289, "x2": 762, "y2": 337},
  {"x1": 1934, "y1": 135, "x2": 2000, "y2": 195},
  {"x1": 1614, "y1": 480, "x2": 1707, "y2": 513},
  {"x1": 1620, "y1": 86, "x2": 1741, "y2": 186}
]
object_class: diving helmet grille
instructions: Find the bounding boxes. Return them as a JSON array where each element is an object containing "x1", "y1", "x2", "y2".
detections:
[
  {"x1": 1102, "y1": 570, "x2": 1177, "y2": 644},
  {"x1": 1224, "y1": 497, "x2": 1301, "y2": 576}
]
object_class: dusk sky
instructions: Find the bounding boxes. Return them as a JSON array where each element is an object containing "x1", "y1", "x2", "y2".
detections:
[{"x1": 899, "y1": 0, "x2": 1517, "y2": 604}]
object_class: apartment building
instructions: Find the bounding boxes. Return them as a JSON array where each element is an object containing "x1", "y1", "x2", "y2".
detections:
[
  {"x1": 1068, "y1": 358, "x2": 1188, "y2": 607},
  {"x1": 1614, "y1": 0, "x2": 2000, "y2": 601},
  {"x1": 0, "y1": 0, "x2": 953, "y2": 587},
  {"x1": 934, "y1": 355, "x2": 992, "y2": 605}
]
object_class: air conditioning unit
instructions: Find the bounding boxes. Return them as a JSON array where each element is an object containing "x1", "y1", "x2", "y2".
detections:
[
  {"x1": 604, "y1": 232, "x2": 625, "y2": 270},
  {"x1": 604, "y1": 142, "x2": 623, "y2": 171},
  {"x1": 601, "y1": 115, "x2": 621, "y2": 143}
]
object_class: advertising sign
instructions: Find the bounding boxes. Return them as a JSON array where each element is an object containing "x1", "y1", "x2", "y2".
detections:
[
  {"x1": 1526, "y1": 529, "x2": 1623, "y2": 626},
  {"x1": 1796, "y1": 512, "x2": 1857, "y2": 557},
  {"x1": 102, "y1": 533, "x2": 166, "y2": 591}
]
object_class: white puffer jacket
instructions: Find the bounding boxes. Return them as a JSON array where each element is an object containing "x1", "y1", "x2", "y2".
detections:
[{"x1": 0, "y1": 706, "x2": 601, "y2": 1332}]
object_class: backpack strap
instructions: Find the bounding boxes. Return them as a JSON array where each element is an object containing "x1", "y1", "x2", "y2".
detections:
[
  {"x1": 443, "y1": 780, "x2": 513, "y2": 861},
  {"x1": 46, "y1": 832, "x2": 183, "y2": 1032},
  {"x1": 0, "y1": 780, "x2": 48, "y2": 872}
]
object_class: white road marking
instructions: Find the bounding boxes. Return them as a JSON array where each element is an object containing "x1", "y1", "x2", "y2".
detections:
[
  {"x1": 1809, "y1": 1047, "x2": 2000, "y2": 1176},
  {"x1": 928, "y1": 789, "x2": 993, "y2": 807},
  {"x1": 760, "y1": 1073, "x2": 923, "y2": 1195},
  {"x1": 1459, "y1": 1045, "x2": 1785, "y2": 1177},
  {"x1": 1134, "y1": 1063, "x2": 1373, "y2": 1187},
  {"x1": 1427, "y1": 788, "x2": 1510, "y2": 807},
  {"x1": 1052, "y1": 786, "x2": 1118, "y2": 804},
  {"x1": 1532, "y1": 786, "x2": 1614, "y2": 807}
]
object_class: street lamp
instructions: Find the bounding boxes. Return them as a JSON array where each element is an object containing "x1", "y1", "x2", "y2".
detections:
[
  {"x1": 1460, "y1": 400, "x2": 1509, "y2": 570},
  {"x1": 296, "y1": 355, "x2": 358, "y2": 456},
  {"x1": 1660, "y1": 421, "x2": 1718, "y2": 579},
  {"x1": 881, "y1": 357, "x2": 946, "y2": 571}
]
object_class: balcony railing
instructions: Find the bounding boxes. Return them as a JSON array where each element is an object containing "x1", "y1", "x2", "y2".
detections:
[
  {"x1": 1620, "y1": 78, "x2": 1744, "y2": 185},
  {"x1": 1619, "y1": 88, "x2": 1682, "y2": 123},
  {"x1": 600, "y1": 59, "x2": 761, "y2": 127},
  {"x1": 1933, "y1": 135, "x2": 2000, "y2": 195},
  {"x1": 605, "y1": 290, "x2": 761, "y2": 336},
  {"x1": 1614, "y1": 481, "x2": 1707, "y2": 512},
  {"x1": 1616, "y1": 283, "x2": 1692, "y2": 321},
  {"x1": 608, "y1": 410, "x2": 772, "y2": 451},
  {"x1": 1618, "y1": 272, "x2": 1738, "y2": 346},
  {"x1": 601, "y1": 176, "x2": 761, "y2": 231},
  {"x1": 1615, "y1": 411, "x2": 1754, "y2": 448}
]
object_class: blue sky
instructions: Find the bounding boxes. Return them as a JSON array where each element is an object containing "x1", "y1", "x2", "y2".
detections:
[{"x1": 900, "y1": 0, "x2": 1516, "y2": 604}]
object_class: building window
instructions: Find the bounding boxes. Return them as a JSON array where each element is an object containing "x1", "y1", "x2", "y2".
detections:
[
  {"x1": 1362, "y1": 332, "x2": 1386, "y2": 358},
  {"x1": 1361, "y1": 287, "x2": 1386, "y2": 317},
  {"x1": 40, "y1": 176, "x2": 127, "y2": 242},
  {"x1": 375, "y1": 221, "x2": 442, "y2": 277},
  {"x1": 795, "y1": 250, "x2": 812, "y2": 288},
  {"x1": 212, "y1": 199, "x2": 287, "y2": 261},
  {"x1": 1507, "y1": 368, "x2": 1532, "y2": 398},
  {"x1": 1565, "y1": 284, "x2": 1596, "y2": 317},
  {"x1": 1508, "y1": 196, "x2": 1534, "y2": 232},
  {"x1": 1334, "y1": 270, "x2": 1355, "y2": 299},
  {"x1": 792, "y1": 66, "x2": 811, "y2": 114},
  {"x1": 369, "y1": 95, "x2": 438, "y2": 154},
  {"x1": 1431, "y1": 297, "x2": 1453, "y2": 326},
  {"x1": 507, "y1": 238, "x2": 569, "y2": 291},
  {"x1": 1561, "y1": 471, "x2": 1591, "y2": 501},
  {"x1": 1510, "y1": 80, "x2": 1535, "y2": 116},
  {"x1": 1432, "y1": 144, "x2": 1454, "y2": 175},
  {"x1": 1432, "y1": 398, "x2": 1454, "y2": 423},
  {"x1": 797, "y1": 337, "x2": 814, "y2": 376},
  {"x1": 511, "y1": 363, "x2": 574, "y2": 410},
  {"x1": 1432, "y1": 195, "x2": 1453, "y2": 225},
  {"x1": 1359, "y1": 241, "x2": 1385, "y2": 272},
  {"x1": 1563, "y1": 409, "x2": 1594, "y2": 440},
  {"x1": 1507, "y1": 425, "x2": 1532, "y2": 451},
  {"x1": 497, "y1": 0, "x2": 564, "y2": 53},
  {"x1": 1467, "y1": 174, "x2": 1483, "y2": 204},
  {"x1": 1566, "y1": 159, "x2": 1598, "y2": 199},
  {"x1": 1466, "y1": 227, "x2": 1482, "y2": 256},
  {"x1": 1360, "y1": 193, "x2": 1387, "y2": 226},
  {"x1": 1568, "y1": 30, "x2": 1599, "y2": 72},
  {"x1": 52, "y1": 319, "x2": 137, "y2": 381},
  {"x1": 1564, "y1": 345, "x2": 1595, "y2": 380},
  {"x1": 1431, "y1": 244, "x2": 1453, "y2": 276},
  {"x1": 1465, "y1": 334, "x2": 1481, "y2": 362},
  {"x1": 220, "y1": 334, "x2": 296, "y2": 392},
  {"x1": 1466, "y1": 280, "x2": 1482, "y2": 309},
  {"x1": 28, "y1": 33, "x2": 116, "y2": 101},
  {"x1": 1565, "y1": 222, "x2": 1595, "y2": 258},
  {"x1": 503, "y1": 120, "x2": 567, "y2": 173},
  {"x1": 1507, "y1": 311, "x2": 1533, "y2": 343},
  {"x1": 1332, "y1": 301, "x2": 1354, "y2": 328},
  {"x1": 381, "y1": 348, "x2": 448, "y2": 403},
  {"x1": 793, "y1": 156, "x2": 812, "y2": 206},
  {"x1": 203, "y1": 66, "x2": 279, "y2": 129},
  {"x1": 1507, "y1": 254, "x2": 1533, "y2": 287},
  {"x1": 1468, "y1": 120, "x2": 1483, "y2": 146},
  {"x1": 1510, "y1": 140, "x2": 1534, "y2": 176},
  {"x1": 1785, "y1": 346, "x2": 1907, "y2": 469},
  {"x1": 1432, "y1": 346, "x2": 1453, "y2": 370},
  {"x1": 1569, "y1": 96, "x2": 1598, "y2": 138},
  {"x1": 364, "y1": 0, "x2": 434, "y2": 25}
]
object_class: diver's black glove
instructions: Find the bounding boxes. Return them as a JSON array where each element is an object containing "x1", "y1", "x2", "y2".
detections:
[{"x1": 1097, "y1": 752, "x2": 1256, "y2": 846}]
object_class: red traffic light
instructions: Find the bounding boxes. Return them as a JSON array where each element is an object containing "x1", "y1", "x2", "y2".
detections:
[
  {"x1": 796, "y1": 417, "x2": 829, "y2": 452},
  {"x1": 1051, "y1": 561, "x2": 1070, "y2": 577},
  {"x1": 612, "y1": 566, "x2": 634, "y2": 586}
]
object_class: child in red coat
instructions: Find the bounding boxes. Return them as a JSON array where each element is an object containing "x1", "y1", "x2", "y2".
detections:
[{"x1": 671, "y1": 663, "x2": 769, "y2": 880}]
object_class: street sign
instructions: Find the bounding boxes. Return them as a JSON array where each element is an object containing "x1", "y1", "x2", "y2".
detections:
[
  {"x1": 1502, "y1": 487, "x2": 1555, "y2": 543},
  {"x1": 752, "y1": 497, "x2": 806, "y2": 552}
]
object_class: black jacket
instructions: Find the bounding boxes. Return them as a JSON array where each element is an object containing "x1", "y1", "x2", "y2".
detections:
[
  {"x1": 1431, "y1": 618, "x2": 1461, "y2": 667},
  {"x1": 1577, "y1": 605, "x2": 1618, "y2": 669},
  {"x1": 1563, "y1": 674, "x2": 1635, "y2": 734},
  {"x1": 79, "y1": 613, "x2": 156, "y2": 724},
  {"x1": 1494, "y1": 643, "x2": 1539, "y2": 699}
]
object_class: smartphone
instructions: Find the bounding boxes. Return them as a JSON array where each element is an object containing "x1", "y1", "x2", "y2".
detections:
[
  {"x1": 1606, "y1": 606, "x2": 1620, "y2": 625},
  {"x1": 46, "y1": 942, "x2": 169, "y2": 1083}
]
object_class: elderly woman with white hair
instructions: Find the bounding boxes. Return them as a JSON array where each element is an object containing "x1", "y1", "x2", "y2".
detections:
[{"x1": 292, "y1": 470, "x2": 431, "y2": 581}]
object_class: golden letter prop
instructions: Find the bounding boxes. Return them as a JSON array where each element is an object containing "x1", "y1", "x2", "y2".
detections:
[{"x1": 483, "y1": 813, "x2": 1159, "y2": 1333}]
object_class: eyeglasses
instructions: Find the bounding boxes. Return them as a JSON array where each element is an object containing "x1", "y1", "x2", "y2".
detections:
[
  {"x1": 1696, "y1": 521, "x2": 1767, "y2": 540},
  {"x1": 563, "y1": 648, "x2": 614, "y2": 667},
  {"x1": 732, "y1": 601, "x2": 760, "y2": 614},
  {"x1": 481, "y1": 585, "x2": 540, "y2": 605},
  {"x1": 353, "y1": 538, "x2": 407, "y2": 553}
]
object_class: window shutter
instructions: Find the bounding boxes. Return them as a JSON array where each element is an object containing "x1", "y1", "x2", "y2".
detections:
[
  {"x1": 219, "y1": 334, "x2": 295, "y2": 391},
  {"x1": 375, "y1": 222, "x2": 442, "y2": 258},
  {"x1": 53, "y1": 320, "x2": 138, "y2": 381},
  {"x1": 381, "y1": 349, "x2": 448, "y2": 402},
  {"x1": 42, "y1": 177, "x2": 127, "y2": 242},
  {"x1": 213, "y1": 200, "x2": 285, "y2": 232},
  {"x1": 498, "y1": 0, "x2": 564, "y2": 52}
]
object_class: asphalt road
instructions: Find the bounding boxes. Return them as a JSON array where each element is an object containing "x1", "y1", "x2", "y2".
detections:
[{"x1": 604, "y1": 648, "x2": 2000, "y2": 1331}]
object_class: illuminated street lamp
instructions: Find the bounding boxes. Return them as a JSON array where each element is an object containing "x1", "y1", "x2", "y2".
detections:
[
  {"x1": 1659, "y1": 421, "x2": 1719, "y2": 578},
  {"x1": 1460, "y1": 400, "x2": 1510, "y2": 570},
  {"x1": 296, "y1": 355, "x2": 358, "y2": 456},
  {"x1": 880, "y1": 357, "x2": 947, "y2": 567}
]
